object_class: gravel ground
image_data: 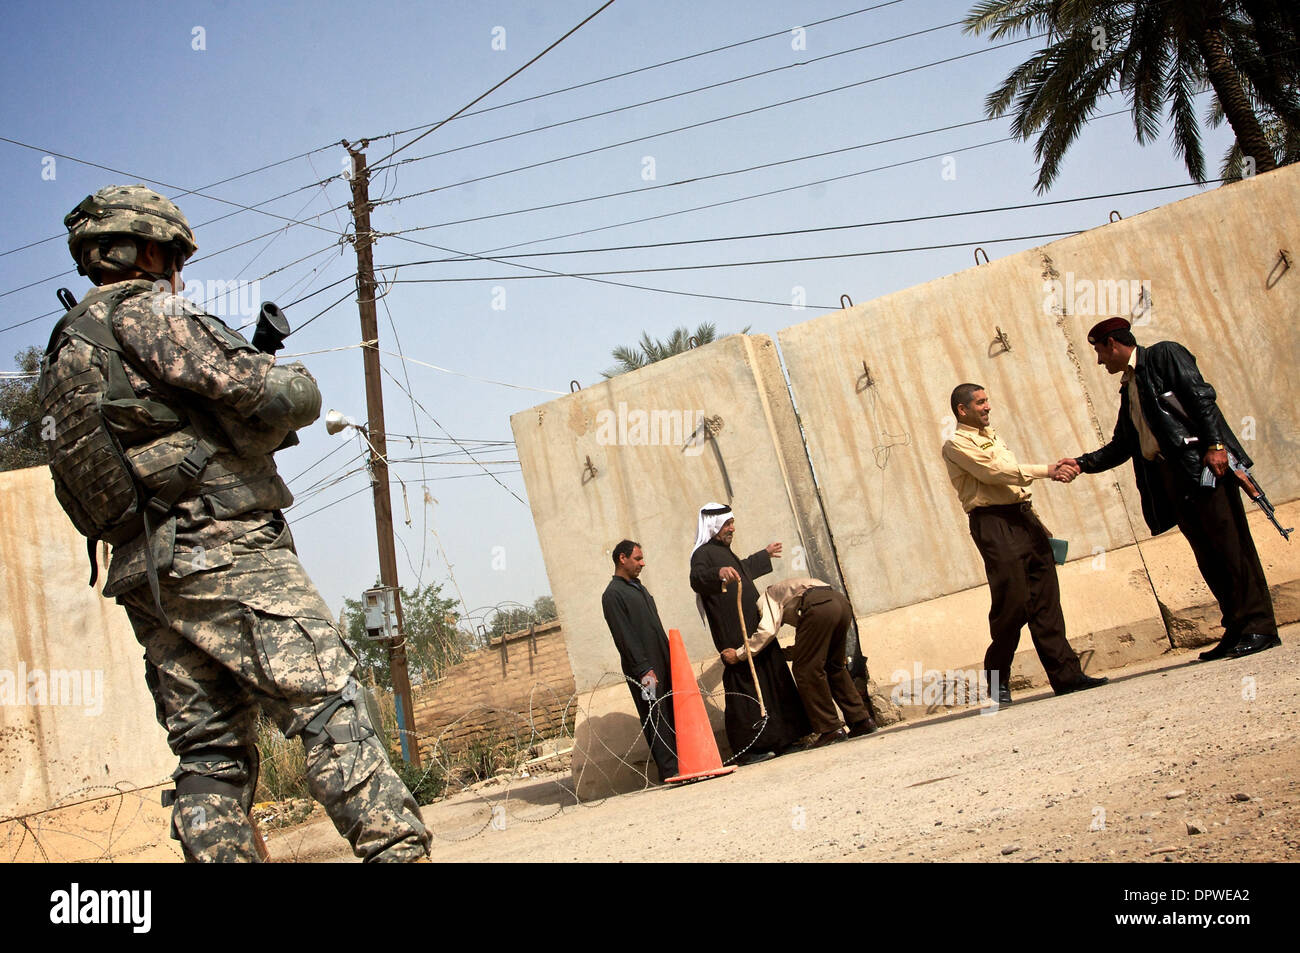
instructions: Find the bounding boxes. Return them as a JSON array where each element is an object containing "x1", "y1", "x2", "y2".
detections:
[{"x1": 266, "y1": 623, "x2": 1299, "y2": 863}]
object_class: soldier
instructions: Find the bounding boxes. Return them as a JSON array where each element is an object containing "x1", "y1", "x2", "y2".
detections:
[{"x1": 40, "y1": 185, "x2": 430, "y2": 862}]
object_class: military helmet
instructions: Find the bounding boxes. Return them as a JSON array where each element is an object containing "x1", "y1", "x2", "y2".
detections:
[{"x1": 64, "y1": 184, "x2": 198, "y2": 278}]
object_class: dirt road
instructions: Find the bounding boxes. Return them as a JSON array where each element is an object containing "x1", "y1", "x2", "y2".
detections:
[{"x1": 268, "y1": 624, "x2": 1299, "y2": 863}]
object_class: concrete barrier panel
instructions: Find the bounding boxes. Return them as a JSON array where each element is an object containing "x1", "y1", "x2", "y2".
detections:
[
  {"x1": 0, "y1": 467, "x2": 174, "y2": 819},
  {"x1": 777, "y1": 248, "x2": 1137, "y2": 617},
  {"x1": 511, "y1": 335, "x2": 839, "y2": 693}
]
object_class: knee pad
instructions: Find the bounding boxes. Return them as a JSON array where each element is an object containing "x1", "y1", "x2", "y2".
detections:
[
  {"x1": 164, "y1": 745, "x2": 259, "y2": 815},
  {"x1": 168, "y1": 792, "x2": 260, "y2": 863}
]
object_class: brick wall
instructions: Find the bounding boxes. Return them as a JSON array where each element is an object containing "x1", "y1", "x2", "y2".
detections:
[{"x1": 411, "y1": 620, "x2": 575, "y2": 762}]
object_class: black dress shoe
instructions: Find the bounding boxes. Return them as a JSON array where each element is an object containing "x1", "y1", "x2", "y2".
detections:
[
  {"x1": 808, "y1": 729, "x2": 846, "y2": 749},
  {"x1": 1227, "y1": 633, "x2": 1281, "y2": 659},
  {"x1": 1057, "y1": 673, "x2": 1109, "y2": 695},
  {"x1": 995, "y1": 684, "x2": 1013, "y2": 706},
  {"x1": 735, "y1": 750, "x2": 776, "y2": 766},
  {"x1": 1198, "y1": 637, "x2": 1240, "y2": 662},
  {"x1": 847, "y1": 718, "x2": 878, "y2": 738}
]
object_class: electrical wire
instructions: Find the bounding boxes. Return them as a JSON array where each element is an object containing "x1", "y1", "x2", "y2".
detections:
[
  {"x1": 375, "y1": 229, "x2": 844, "y2": 310},
  {"x1": 382, "y1": 114, "x2": 1009, "y2": 237},
  {"x1": 380, "y1": 363, "x2": 527, "y2": 506},
  {"x1": 0, "y1": 135, "x2": 348, "y2": 252},
  {"x1": 371, "y1": 1, "x2": 913, "y2": 138},
  {"x1": 370, "y1": 0, "x2": 620, "y2": 167},
  {"x1": 368, "y1": 34, "x2": 1044, "y2": 196},
  {"x1": 379, "y1": 291, "x2": 431, "y2": 587},
  {"x1": 369, "y1": 19, "x2": 964, "y2": 183},
  {"x1": 379, "y1": 229, "x2": 1081, "y2": 282},
  {"x1": 0, "y1": 140, "x2": 344, "y2": 260},
  {"x1": 385, "y1": 179, "x2": 1206, "y2": 267},
  {"x1": 453, "y1": 128, "x2": 1075, "y2": 258}
]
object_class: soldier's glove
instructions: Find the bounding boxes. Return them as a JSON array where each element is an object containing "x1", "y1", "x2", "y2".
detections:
[{"x1": 254, "y1": 363, "x2": 322, "y2": 431}]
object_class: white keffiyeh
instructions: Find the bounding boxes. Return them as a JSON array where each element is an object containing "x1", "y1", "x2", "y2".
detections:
[{"x1": 692, "y1": 502, "x2": 733, "y2": 623}]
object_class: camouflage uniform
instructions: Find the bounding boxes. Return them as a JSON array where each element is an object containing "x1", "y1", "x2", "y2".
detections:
[{"x1": 92, "y1": 279, "x2": 429, "y2": 862}]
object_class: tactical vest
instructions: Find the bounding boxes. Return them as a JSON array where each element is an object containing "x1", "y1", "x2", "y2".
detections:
[
  {"x1": 39, "y1": 285, "x2": 217, "y2": 609},
  {"x1": 40, "y1": 284, "x2": 296, "y2": 606}
]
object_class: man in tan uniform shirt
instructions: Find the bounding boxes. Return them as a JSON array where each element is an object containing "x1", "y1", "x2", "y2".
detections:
[{"x1": 942, "y1": 384, "x2": 1107, "y2": 705}]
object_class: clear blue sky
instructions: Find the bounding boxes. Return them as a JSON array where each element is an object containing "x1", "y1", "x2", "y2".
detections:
[{"x1": 1, "y1": 0, "x2": 1235, "y2": 628}]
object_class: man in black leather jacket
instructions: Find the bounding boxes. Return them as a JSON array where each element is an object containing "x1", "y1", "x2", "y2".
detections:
[{"x1": 1062, "y1": 318, "x2": 1279, "y2": 661}]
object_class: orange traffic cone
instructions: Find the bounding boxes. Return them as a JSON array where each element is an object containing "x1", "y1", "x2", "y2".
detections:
[{"x1": 665, "y1": 628, "x2": 735, "y2": 784}]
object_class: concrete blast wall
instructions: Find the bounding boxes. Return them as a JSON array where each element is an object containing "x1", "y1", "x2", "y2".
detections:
[
  {"x1": 517, "y1": 166, "x2": 1300, "y2": 712},
  {"x1": 778, "y1": 167, "x2": 1300, "y2": 682},
  {"x1": 510, "y1": 335, "x2": 841, "y2": 692},
  {"x1": 0, "y1": 466, "x2": 173, "y2": 819}
]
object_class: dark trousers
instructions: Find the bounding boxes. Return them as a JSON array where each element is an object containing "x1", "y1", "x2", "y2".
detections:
[
  {"x1": 1157, "y1": 462, "x2": 1277, "y2": 643},
  {"x1": 969, "y1": 503, "x2": 1084, "y2": 694},
  {"x1": 789, "y1": 589, "x2": 873, "y2": 733},
  {"x1": 626, "y1": 680, "x2": 677, "y2": 781}
]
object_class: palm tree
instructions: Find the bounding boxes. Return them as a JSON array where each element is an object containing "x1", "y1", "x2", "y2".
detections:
[
  {"x1": 602, "y1": 322, "x2": 749, "y2": 378},
  {"x1": 964, "y1": 1, "x2": 1299, "y2": 192}
]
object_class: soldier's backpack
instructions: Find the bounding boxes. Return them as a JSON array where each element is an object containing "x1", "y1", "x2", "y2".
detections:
[{"x1": 38, "y1": 285, "x2": 212, "y2": 602}]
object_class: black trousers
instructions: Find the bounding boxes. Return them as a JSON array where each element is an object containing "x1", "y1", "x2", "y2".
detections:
[
  {"x1": 789, "y1": 589, "x2": 873, "y2": 733},
  {"x1": 1157, "y1": 462, "x2": 1277, "y2": 643},
  {"x1": 969, "y1": 503, "x2": 1084, "y2": 694},
  {"x1": 626, "y1": 678, "x2": 677, "y2": 781}
]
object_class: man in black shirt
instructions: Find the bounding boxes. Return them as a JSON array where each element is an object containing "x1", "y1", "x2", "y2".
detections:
[{"x1": 601, "y1": 539, "x2": 678, "y2": 781}]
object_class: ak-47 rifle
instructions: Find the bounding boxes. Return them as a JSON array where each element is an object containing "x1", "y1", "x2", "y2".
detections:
[{"x1": 1159, "y1": 391, "x2": 1292, "y2": 541}]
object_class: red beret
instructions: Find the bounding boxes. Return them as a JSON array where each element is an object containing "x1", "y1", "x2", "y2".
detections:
[{"x1": 1087, "y1": 317, "x2": 1131, "y2": 344}]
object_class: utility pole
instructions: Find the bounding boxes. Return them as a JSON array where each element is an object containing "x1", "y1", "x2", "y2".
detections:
[{"x1": 343, "y1": 140, "x2": 420, "y2": 766}]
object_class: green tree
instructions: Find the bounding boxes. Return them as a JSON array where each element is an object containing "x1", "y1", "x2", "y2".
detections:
[
  {"x1": 487, "y1": 595, "x2": 558, "y2": 639},
  {"x1": 343, "y1": 580, "x2": 467, "y2": 688},
  {"x1": 0, "y1": 347, "x2": 47, "y2": 472},
  {"x1": 602, "y1": 322, "x2": 749, "y2": 378},
  {"x1": 964, "y1": 1, "x2": 1300, "y2": 192}
]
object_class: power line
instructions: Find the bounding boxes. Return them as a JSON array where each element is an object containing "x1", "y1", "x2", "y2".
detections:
[
  {"x1": 370, "y1": 0, "x2": 620, "y2": 167},
  {"x1": 0, "y1": 309, "x2": 60, "y2": 336},
  {"x1": 369, "y1": 19, "x2": 963, "y2": 185},
  {"x1": 0, "y1": 112, "x2": 1132, "y2": 336},
  {"x1": 380, "y1": 363, "x2": 527, "y2": 506},
  {"x1": 289, "y1": 481, "x2": 373, "y2": 522},
  {"x1": 290, "y1": 471, "x2": 523, "y2": 523},
  {"x1": 385, "y1": 179, "x2": 1200, "y2": 267},
  {"x1": 0, "y1": 135, "x2": 346, "y2": 253},
  {"x1": 0, "y1": 195, "x2": 351, "y2": 306},
  {"x1": 448, "y1": 115, "x2": 1114, "y2": 258},
  {"x1": 289, "y1": 285, "x2": 359, "y2": 337},
  {"x1": 381, "y1": 114, "x2": 1008, "y2": 236},
  {"x1": 379, "y1": 229, "x2": 1083, "y2": 282},
  {"x1": 371, "y1": 1, "x2": 913, "y2": 139},
  {"x1": 0, "y1": 139, "x2": 343, "y2": 261},
  {"x1": 284, "y1": 439, "x2": 361, "y2": 486},
  {"x1": 373, "y1": 230, "x2": 844, "y2": 310},
  {"x1": 368, "y1": 34, "x2": 1044, "y2": 199}
]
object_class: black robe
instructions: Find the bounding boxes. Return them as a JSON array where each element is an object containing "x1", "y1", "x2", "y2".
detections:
[
  {"x1": 601, "y1": 575, "x2": 677, "y2": 778},
  {"x1": 689, "y1": 539, "x2": 811, "y2": 755}
]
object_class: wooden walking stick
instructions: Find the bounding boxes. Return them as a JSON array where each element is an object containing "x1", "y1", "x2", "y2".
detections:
[{"x1": 724, "y1": 580, "x2": 766, "y2": 717}]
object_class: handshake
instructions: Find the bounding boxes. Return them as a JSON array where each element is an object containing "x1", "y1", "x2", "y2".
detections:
[{"x1": 1049, "y1": 458, "x2": 1082, "y2": 483}]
